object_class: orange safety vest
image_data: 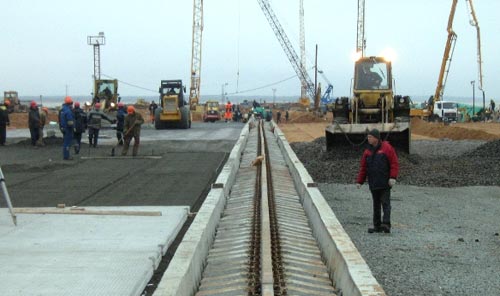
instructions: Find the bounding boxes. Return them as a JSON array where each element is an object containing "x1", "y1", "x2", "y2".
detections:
[{"x1": 225, "y1": 103, "x2": 232, "y2": 119}]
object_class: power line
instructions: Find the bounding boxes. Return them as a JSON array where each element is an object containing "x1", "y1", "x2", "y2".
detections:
[
  {"x1": 227, "y1": 73, "x2": 297, "y2": 95},
  {"x1": 101, "y1": 73, "x2": 157, "y2": 93}
]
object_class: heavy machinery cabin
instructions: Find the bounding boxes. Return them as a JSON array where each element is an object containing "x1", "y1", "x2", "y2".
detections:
[
  {"x1": 93, "y1": 79, "x2": 118, "y2": 110},
  {"x1": 326, "y1": 56, "x2": 411, "y2": 153},
  {"x1": 155, "y1": 80, "x2": 191, "y2": 129}
]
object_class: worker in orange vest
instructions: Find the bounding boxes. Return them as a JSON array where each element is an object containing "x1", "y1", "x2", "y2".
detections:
[{"x1": 224, "y1": 101, "x2": 233, "y2": 122}]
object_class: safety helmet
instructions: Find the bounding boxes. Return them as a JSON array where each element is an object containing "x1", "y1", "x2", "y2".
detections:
[
  {"x1": 4, "y1": 100, "x2": 10, "y2": 106},
  {"x1": 74, "y1": 102, "x2": 80, "y2": 108},
  {"x1": 64, "y1": 96, "x2": 73, "y2": 104},
  {"x1": 127, "y1": 105, "x2": 135, "y2": 114},
  {"x1": 118, "y1": 102, "x2": 125, "y2": 108},
  {"x1": 30, "y1": 101, "x2": 37, "y2": 108},
  {"x1": 95, "y1": 103, "x2": 101, "y2": 109}
]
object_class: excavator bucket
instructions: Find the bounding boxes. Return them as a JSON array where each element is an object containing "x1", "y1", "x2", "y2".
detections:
[{"x1": 325, "y1": 122, "x2": 411, "y2": 154}]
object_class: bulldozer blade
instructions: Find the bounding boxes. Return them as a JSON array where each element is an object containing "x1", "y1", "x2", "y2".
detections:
[{"x1": 325, "y1": 122, "x2": 411, "y2": 154}]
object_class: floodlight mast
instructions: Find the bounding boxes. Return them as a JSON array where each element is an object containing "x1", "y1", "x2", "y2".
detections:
[{"x1": 87, "y1": 32, "x2": 105, "y2": 80}]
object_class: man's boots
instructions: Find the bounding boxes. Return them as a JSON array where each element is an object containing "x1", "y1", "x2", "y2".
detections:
[{"x1": 368, "y1": 227, "x2": 382, "y2": 233}]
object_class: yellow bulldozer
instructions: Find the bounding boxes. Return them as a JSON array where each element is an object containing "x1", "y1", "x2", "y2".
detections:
[
  {"x1": 155, "y1": 80, "x2": 191, "y2": 129},
  {"x1": 326, "y1": 56, "x2": 411, "y2": 153}
]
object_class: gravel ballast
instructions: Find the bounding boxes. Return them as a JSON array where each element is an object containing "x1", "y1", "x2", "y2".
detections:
[{"x1": 291, "y1": 139, "x2": 500, "y2": 295}]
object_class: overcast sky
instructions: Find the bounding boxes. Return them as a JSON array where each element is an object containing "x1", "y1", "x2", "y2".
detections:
[{"x1": 1, "y1": 0, "x2": 499, "y2": 102}]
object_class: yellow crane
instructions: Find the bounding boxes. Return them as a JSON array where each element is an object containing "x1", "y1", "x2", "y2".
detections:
[
  {"x1": 426, "y1": 0, "x2": 485, "y2": 119},
  {"x1": 189, "y1": 0, "x2": 203, "y2": 111}
]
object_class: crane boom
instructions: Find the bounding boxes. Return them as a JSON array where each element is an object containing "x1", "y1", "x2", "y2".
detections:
[
  {"x1": 466, "y1": 0, "x2": 484, "y2": 92},
  {"x1": 257, "y1": 0, "x2": 315, "y2": 99},
  {"x1": 356, "y1": 0, "x2": 366, "y2": 56},
  {"x1": 189, "y1": 0, "x2": 203, "y2": 110},
  {"x1": 433, "y1": 0, "x2": 458, "y2": 103},
  {"x1": 299, "y1": 0, "x2": 307, "y2": 98}
]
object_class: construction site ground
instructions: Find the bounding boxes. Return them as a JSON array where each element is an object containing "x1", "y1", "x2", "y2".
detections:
[
  {"x1": 284, "y1": 114, "x2": 500, "y2": 295},
  {"x1": 1, "y1": 110, "x2": 500, "y2": 295}
]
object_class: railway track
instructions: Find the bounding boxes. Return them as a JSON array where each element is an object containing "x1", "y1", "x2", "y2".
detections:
[
  {"x1": 154, "y1": 119, "x2": 385, "y2": 296},
  {"x1": 196, "y1": 121, "x2": 337, "y2": 295}
]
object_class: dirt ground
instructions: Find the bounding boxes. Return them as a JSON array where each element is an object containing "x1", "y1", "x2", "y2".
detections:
[{"x1": 276, "y1": 113, "x2": 500, "y2": 143}]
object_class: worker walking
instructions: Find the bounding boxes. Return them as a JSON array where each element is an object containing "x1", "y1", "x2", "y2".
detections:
[
  {"x1": 37, "y1": 107, "x2": 49, "y2": 146},
  {"x1": 276, "y1": 110, "x2": 282, "y2": 123},
  {"x1": 28, "y1": 101, "x2": 40, "y2": 146},
  {"x1": 87, "y1": 102, "x2": 113, "y2": 148},
  {"x1": 115, "y1": 102, "x2": 126, "y2": 145},
  {"x1": 72, "y1": 102, "x2": 87, "y2": 154},
  {"x1": 60, "y1": 96, "x2": 75, "y2": 160},
  {"x1": 285, "y1": 110, "x2": 289, "y2": 122},
  {"x1": 356, "y1": 128, "x2": 399, "y2": 234},
  {"x1": 121, "y1": 106, "x2": 144, "y2": 157},
  {"x1": 0, "y1": 100, "x2": 10, "y2": 146}
]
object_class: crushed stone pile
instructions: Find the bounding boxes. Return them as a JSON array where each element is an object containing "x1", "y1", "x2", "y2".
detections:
[{"x1": 291, "y1": 137, "x2": 500, "y2": 187}]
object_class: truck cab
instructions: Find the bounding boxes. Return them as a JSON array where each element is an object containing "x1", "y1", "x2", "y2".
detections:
[
  {"x1": 203, "y1": 100, "x2": 221, "y2": 122},
  {"x1": 433, "y1": 101, "x2": 458, "y2": 122}
]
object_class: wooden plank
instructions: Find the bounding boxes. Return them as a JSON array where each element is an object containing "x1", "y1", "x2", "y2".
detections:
[{"x1": 13, "y1": 207, "x2": 163, "y2": 217}]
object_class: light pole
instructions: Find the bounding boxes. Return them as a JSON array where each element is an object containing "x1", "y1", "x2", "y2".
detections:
[
  {"x1": 272, "y1": 88, "x2": 277, "y2": 105},
  {"x1": 221, "y1": 83, "x2": 228, "y2": 102},
  {"x1": 471, "y1": 80, "x2": 475, "y2": 117},
  {"x1": 87, "y1": 32, "x2": 105, "y2": 81}
]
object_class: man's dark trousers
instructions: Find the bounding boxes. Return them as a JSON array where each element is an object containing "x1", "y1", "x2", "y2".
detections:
[{"x1": 371, "y1": 188, "x2": 391, "y2": 228}]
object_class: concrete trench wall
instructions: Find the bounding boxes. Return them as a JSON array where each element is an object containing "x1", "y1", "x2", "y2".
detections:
[
  {"x1": 271, "y1": 122, "x2": 386, "y2": 296},
  {"x1": 153, "y1": 121, "x2": 252, "y2": 296}
]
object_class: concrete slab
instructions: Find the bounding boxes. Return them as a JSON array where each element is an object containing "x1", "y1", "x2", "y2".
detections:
[{"x1": 0, "y1": 206, "x2": 189, "y2": 296}]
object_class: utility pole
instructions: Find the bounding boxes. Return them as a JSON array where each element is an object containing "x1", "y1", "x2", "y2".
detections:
[
  {"x1": 65, "y1": 85, "x2": 68, "y2": 97},
  {"x1": 471, "y1": 80, "x2": 475, "y2": 116},
  {"x1": 87, "y1": 32, "x2": 105, "y2": 81},
  {"x1": 221, "y1": 83, "x2": 228, "y2": 102}
]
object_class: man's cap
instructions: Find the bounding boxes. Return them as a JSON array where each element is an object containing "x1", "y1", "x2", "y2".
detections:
[{"x1": 368, "y1": 128, "x2": 381, "y2": 140}]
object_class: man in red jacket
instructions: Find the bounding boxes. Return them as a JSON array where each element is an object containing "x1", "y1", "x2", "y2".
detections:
[{"x1": 356, "y1": 128, "x2": 399, "y2": 234}]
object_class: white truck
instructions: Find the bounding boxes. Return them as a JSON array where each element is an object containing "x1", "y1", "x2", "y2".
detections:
[{"x1": 433, "y1": 101, "x2": 458, "y2": 122}]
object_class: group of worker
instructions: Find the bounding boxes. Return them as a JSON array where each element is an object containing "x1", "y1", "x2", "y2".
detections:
[
  {"x1": 0, "y1": 97, "x2": 144, "y2": 160},
  {"x1": 59, "y1": 96, "x2": 144, "y2": 160}
]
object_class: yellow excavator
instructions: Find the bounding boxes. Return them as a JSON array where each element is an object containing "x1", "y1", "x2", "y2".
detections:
[
  {"x1": 325, "y1": 0, "x2": 411, "y2": 153},
  {"x1": 326, "y1": 56, "x2": 411, "y2": 153}
]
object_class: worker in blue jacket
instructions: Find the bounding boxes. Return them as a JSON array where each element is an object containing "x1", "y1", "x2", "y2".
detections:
[{"x1": 60, "y1": 96, "x2": 75, "y2": 160}]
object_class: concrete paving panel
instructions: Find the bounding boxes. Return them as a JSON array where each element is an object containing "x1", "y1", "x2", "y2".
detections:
[{"x1": 0, "y1": 206, "x2": 188, "y2": 296}]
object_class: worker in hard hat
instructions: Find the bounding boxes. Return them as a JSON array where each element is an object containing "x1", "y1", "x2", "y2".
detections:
[
  {"x1": 87, "y1": 102, "x2": 113, "y2": 148},
  {"x1": 37, "y1": 107, "x2": 49, "y2": 146},
  {"x1": 224, "y1": 101, "x2": 232, "y2": 123},
  {"x1": 60, "y1": 97, "x2": 75, "y2": 160},
  {"x1": 72, "y1": 102, "x2": 87, "y2": 154},
  {"x1": 0, "y1": 100, "x2": 10, "y2": 146},
  {"x1": 28, "y1": 101, "x2": 41, "y2": 146},
  {"x1": 121, "y1": 105, "x2": 144, "y2": 157},
  {"x1": 115, "y1": 102, "x2": 126, "y2": 145}
]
